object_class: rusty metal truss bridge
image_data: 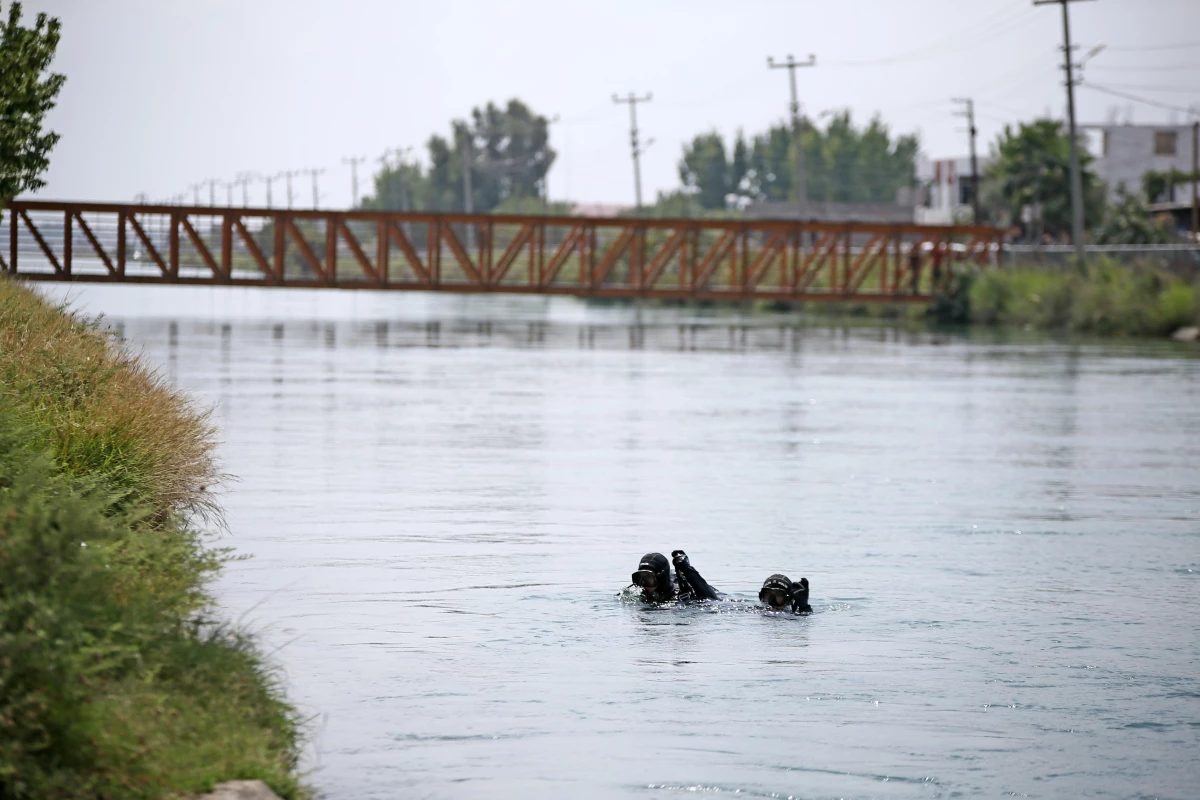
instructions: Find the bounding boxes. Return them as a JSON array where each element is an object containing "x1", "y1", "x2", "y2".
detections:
[{"x1": 4, "y1": 201, "x2": 1003, "y2": 303}]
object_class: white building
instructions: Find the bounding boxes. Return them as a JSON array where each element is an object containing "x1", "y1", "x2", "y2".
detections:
[
  {"x1": 915, "y1": 155, "x2": 992, "y2": 225},
  {"x1": 1082, "y1": 122, "x2": 1199, "y2": 201}
]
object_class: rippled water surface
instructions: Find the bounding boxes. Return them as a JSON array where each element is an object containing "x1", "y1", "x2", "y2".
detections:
[{"x1": 52, "y1": 286, "x2": 1200, "y2": 799}]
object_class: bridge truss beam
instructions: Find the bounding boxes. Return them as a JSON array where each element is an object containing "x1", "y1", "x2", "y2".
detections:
[{"x1": 3, "y1": 201, "x2": 1003, "y2": 303}]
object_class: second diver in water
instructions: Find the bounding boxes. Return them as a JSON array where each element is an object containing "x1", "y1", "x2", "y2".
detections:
[
  {"x1": 759, "y1": 573, "x2": 812, "y2": 614},
  {"x1": 631, "y1": 550, "x2": 723, "y2": 603}
]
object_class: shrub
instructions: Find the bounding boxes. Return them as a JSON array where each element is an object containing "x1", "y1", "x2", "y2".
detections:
[{"x1": 0, "y1": 279, "x2": 304, "y2": 799}]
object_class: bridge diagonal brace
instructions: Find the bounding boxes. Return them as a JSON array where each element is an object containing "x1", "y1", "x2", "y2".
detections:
[
  {"x1": 18, "y1": 210, "x2": 63, "y2": 274},
  {"x1": 745, "y1": 230, "x2": 787, "y2": 289},
  {"x1": 591, "y1": 228, "x2": 633, "y2": 287},
  {"x1": 490, "y1": 224, "x2": 534, "y2": 287},
  {"x1": 180, "y1": 216, "x2": 220, "y2": 277},
  {"x1": 843, "y1": 234, "x2": 886, "y2": 294},
  {"x1": 73, "y1": 212, "x2": 115, "y2": 275},
  {"x1": 641, "y1": 228, "x2": 686, "y2": 290},
  {"x1": 126, "y1": 213, "x2": 167, "y2": 276},
  {"x1": 232, "y1": 217, "x2": 272, "y2": 279},
  {"x1": 285, "y1": 219, "x2": 328, "y2": 282},
  {"x1": 387, "y1": 222, "x2": 430, "y2": 284},
  {"x1": 794, "y1": 231, "x2": 837, "y2": 293},
  {"x1": 539, "y1": 226, "x2": 583, "y2": 287},
  {"x1": 691, "y1": 230, "x2": 736, "y2": 290},
  {"x1": 439, "y1": 225, "x2": 482, "y2": 284},
  {"x1": 336, "y1": 220, "x2": 380, "y2": 284}
]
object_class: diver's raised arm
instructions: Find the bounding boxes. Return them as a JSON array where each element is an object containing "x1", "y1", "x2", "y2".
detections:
[{"x1": 671, "y1": 550, "x2": 721, "y2": 601}]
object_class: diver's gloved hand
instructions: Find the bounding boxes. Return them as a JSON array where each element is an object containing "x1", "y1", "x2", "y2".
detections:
[
  {"x1": 791, "y1": 577, "x2": 812, "y2": 613},
  {"x1": 671, "y1": 550, "x2": 690, "y2": 569}
]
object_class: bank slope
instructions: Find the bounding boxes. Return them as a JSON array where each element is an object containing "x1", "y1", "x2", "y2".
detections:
[{"x1": 0, "y1": 277, "x2": 305, "y2": 800}]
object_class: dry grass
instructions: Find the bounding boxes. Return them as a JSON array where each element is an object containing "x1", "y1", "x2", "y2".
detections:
[
  {"x1": 0, "y1": 277, "x2": 221, "y2": 520},
  {"x1": 0, "y1": 275, "x2": 305, "y2": 799}
]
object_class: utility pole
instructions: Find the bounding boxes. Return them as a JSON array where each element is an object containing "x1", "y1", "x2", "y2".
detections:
[
  {"x1": 952, "y1": 97, "x2": 981, "y2": 224},
  {"x1": 189, "y1": 183, "x2": 202, "y2": 205},
  {"x1": 234, "y1": 172, "x2": 257, "y2": 207},
  {"x1": 278, "y1": 169, "x2": 302, "y2": 209},
  {"x1": 544, "y1": 113, "x2": 560, "y2": 213},
  {"x1": 767, "y1": 53, "x2": 817, "y2": 213},
  {"x1": 458, "y1": 132, "x2": 474, "y2": 214},
  {"x1": 202, "y1": 178, "x2": 220, "y2": 206},
  {"x1": 342, "y1": 155, "x2": 367, "y2": 208},
  {"x1": 1192, "y1": 119, "x2": 1198, "y2": 239},
  {"x1": 1035, "y1": 0, "x2": 1093, "y2": 262},
  {"x1": 222, "y1": 180, "x2": 234, "y2": 207},
  {"x1": 262, "y1": 174, "x2": 278, "y2": 209},
  {"x1": 394, "y1": 147, "x2": 412, "y2": 211},
  {"x1": 612, "y1": 92, "x2": 653, "y2": 213},
  {"x1": 302, "y1": 168, "x2": 325, "y2": 210}
]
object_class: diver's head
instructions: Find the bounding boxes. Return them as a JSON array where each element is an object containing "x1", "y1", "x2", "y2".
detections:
[
  {"x1": 759, "y1": 574, "x2": 793, "y2": 610},
  {"x1": 632, "y1": 552, "x2": 673, "y2": 600}
]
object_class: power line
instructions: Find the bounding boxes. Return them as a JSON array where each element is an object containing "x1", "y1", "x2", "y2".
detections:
[
  {"x1": 831, "y1": 1, "x2": 1036, "y2": 67},
  {"x1": 612, "y1": 92, "x2": 653, "y2": 213},
  {"x1": 1088, "y1": 62, "x2": 1200, "y2": 73},
  {"x1": 1080, "y1": 81, "x2": 1200, "y2": 93},
  {"x1": 1081, "y1": 82, "x2": 1200, "y2": 115},
  {"x1": 1107, "y1": 41, "x2": 1200, "y2": 52}
]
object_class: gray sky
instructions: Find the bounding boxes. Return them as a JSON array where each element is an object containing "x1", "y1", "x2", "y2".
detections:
[{"x1": 20, "y1": 0, "x2": 1200, "y2": 209}]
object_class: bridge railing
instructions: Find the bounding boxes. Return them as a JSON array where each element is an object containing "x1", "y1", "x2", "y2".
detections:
[{"x1": 3, "y1": 200, "x2": 1004, "y2": 302}]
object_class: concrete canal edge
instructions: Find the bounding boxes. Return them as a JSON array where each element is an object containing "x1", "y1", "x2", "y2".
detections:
[{"x1": 193, "y1": 780, "x2": 286, "y2": 800}]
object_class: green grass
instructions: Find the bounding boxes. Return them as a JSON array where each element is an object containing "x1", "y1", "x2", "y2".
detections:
[
  {"x1": 966, "y1": 259, "x2": 1199, "y2": 337},
  {"x1": 0, "y1": 277, "x2": 305, "y2": 799}
]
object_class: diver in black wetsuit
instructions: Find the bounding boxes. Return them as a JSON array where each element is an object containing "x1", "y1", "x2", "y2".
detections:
[
  {"x1": 630, "y1": 550, "x2": 722, "y2": 602},
  {"x1": 759, "y1": 574, "x2": 812, "y2": 614}
]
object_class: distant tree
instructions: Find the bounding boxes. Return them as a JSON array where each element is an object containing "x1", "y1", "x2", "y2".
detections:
[
  {"x1": 361, "y1": 99, "x2": 556, "y2": 214},
  {"x1": 1142, "y1": 168, "x2": 1200, "y2": 204},
  {"x1": 427, "y1": 99, "x2": 556, "y2": 212},
  {"x1": 360, "y1": 159, "x2": 425, "y2": 211},
  {"x1": 1094, "y1": 191, "x2": 1171, "y2": 244},
  {"x1": 0, "y1": 2, "x2": 64, "y2": 206},
  {"x1": 679, "y1": 130, "x2": 750, "y2": 210},
  {"x1": 986, "y1": 119, "x2": 1104, "y2": 238},
  {"x1": 491, "y1": 194, "x2": 574, "y2": 216},
  {"x1": 733, "y1": 112, "x2": 917, "y2": 206}
]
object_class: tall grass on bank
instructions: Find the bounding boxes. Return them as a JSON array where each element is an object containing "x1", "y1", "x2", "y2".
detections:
[
  {"x1": 967, "y1": 259, "x2": 1199, "y2": 337},
  {"x1": 0, "y1": 278, "x2": 304, "y2": 799}
]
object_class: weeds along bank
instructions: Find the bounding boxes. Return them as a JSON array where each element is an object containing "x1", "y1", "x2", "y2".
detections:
[
  {"x1": 0, "y1": 277, "x2": 304, "y2": 800},
  {"x1": 785, "y1": 258, "x2": 1199, "y2": 338},
  {"x1": 963, "y1": 260, "x2": 1199, "y2": 337}
]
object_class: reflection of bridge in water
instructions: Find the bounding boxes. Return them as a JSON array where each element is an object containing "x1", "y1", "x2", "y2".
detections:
[{"x1": 5, "y1": 200, "x2": 1003, "y2": 303}]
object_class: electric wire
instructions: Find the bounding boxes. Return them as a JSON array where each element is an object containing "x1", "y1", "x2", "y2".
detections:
[
  {"x1": 828, "y1": 0, "x2": 1035, "y2": 67},
  {"x1": 1081, "y1": 82, "x2": 1200, "y2": 115}
]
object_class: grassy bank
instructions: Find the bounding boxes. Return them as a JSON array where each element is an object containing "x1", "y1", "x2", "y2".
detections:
[
  {"x1": 766, "y1": 259, "x2": 1199, "y2": 338},
  {"x1": 0, "y1": 278, "x2": 304, "y2": 799},
  {"x1": 963, "y1": 260, "x2": 1199, "y2": 337}
]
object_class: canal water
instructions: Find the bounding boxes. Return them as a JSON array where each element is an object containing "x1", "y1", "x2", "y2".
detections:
[{"x1": 44, "y1": 286, "x2": 1200, "y2": 799}]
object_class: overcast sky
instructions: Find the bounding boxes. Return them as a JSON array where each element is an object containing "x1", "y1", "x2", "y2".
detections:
[{"x1": 19, "y1": 0, "x2": 1200, "y2": 209}]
